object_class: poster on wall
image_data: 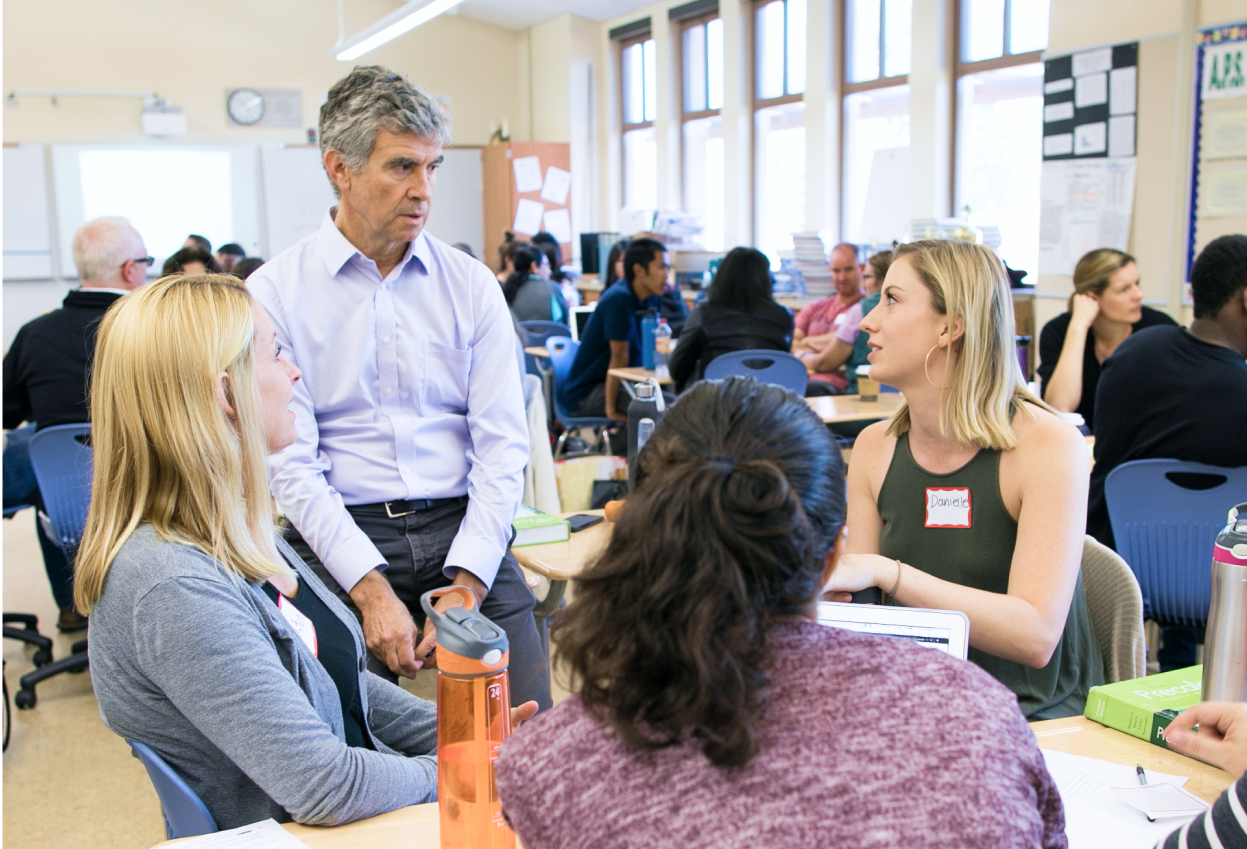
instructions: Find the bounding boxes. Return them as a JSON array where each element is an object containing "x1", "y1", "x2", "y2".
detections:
[
  {"x1": 1043, "y1": 42, "x2": 1139, "y2": 161},
  {"x1": 1188, "y1": 23, "x2": 1247, "y2": 278},
  {"x1": 1038, "y1": 158, "x2": 1137, "y2": 275}
]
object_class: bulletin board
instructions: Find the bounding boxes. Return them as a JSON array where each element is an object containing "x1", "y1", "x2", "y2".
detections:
[
  {"x1": 481, "y1": 142, "x2": 572, "y2": 274},
  {"x1": 1188, "y1": 23, "x2": 1247, "y2": 281}
]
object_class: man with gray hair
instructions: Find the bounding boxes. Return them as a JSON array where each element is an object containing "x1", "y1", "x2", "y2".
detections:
[
  {"x1": 248, "y1": 66, "x2": 549, "y2": 710},
  {"x1": 3, "y1": 216, "x2": 151, "y2": 631}
]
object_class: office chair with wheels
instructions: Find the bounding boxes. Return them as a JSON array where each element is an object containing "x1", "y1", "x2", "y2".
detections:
[
  {"x1": 1104, "y1": 459, "x2": 1247, "y2": 629},
  {"x1": 1080, "y1": 535, "x2": 1146, "y2": 683},
  {"x1": 13, "y1": 424, "x2": 93, "y2": 708},
  {"x1": 3, "y1": 503, "x2": 56, "y2": 671},
  {"x1": 545, "y1": 337, "x2": 614, "y2": 459},
  {"x1": 129, "y1": 741, "x2": 218, "y2": 839},
  {"x1": 704, "y1": 349, "x2": 809, "y2": 395}
]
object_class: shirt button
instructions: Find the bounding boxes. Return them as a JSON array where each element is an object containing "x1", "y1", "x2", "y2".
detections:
[
  {"x1": 383, "y1": 336, "x2": 391, "y2": 343},
  {"x1": 385, "y1": 387, "x2": 393, "y2": 395}
]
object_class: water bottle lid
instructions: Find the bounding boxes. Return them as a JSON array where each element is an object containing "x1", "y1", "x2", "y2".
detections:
[
  {"x1": 420, "y1": 587, "x2": 509, "y2": 663},
  {"x1": 1214, "y1": 502, "x2": 1247, "y2": 565},
  {"x1": 635, "y1": 382, "x2": 656, "y2": 399}
]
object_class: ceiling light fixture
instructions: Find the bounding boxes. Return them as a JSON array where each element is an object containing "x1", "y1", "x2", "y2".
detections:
[{"x1": 330, "y1": 0, "x2": 466, "y2": 62}]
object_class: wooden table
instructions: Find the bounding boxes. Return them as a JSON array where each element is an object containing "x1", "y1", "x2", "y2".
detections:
[
  {"x1": 158, "y1": 717, "x2": 1233, "y2": 847},
  {"x1": 524, "y1": 346, "x2": 550, "y2": 358},
  {"x1": 607, "y1": 366, "x2": 674, "y2": 386},
  {"x1": 805, "y1": 392, "x2": 904, "y2": 423},
  {"x1": 512, "y1": 510, "x2": 611, "y2": 583},
  {"x1": 1031, "y1": 715, "x2": 1234, "y2": 805}
]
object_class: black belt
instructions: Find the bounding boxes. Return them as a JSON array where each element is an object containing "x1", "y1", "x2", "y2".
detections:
[{"x1": 349, "y1": 495, "x2": 468, "y2": 519}]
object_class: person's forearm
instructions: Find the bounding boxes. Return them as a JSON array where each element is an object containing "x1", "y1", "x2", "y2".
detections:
[
  {"x1": 1043, "y1": 330, "x2": 1089, "y2": 412},
  {"x1": 604, "y1": 372, "x2": 625, "y2": 420},
  {"x1": 810, "y1": 339, "x2": 853, "y2": 373},
  {"x1": 885, "y1": 561, "x2": 1063, "y2": 668}
]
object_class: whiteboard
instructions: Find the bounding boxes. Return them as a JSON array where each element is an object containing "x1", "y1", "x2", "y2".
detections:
[
  {"x1": 260, "y1": 144, "x2": 337, "y2": 259},
  {"x1": 50, "y1": 142, "x2": 262, "y2": 277},
  {"x1": 3, "y1": 144, "x2": 56, "y2": 280},
  {"x1": 423, "y1": 148, "x2": 483, "y2": 260}
]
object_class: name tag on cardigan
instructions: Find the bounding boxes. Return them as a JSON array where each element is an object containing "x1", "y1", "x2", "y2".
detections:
[
  {"x1": 278, "y1": 595, "x2": 319, "y2": 657},
  {"x1": 925, "y1": 488, "x2": 972, "y2": 528}
]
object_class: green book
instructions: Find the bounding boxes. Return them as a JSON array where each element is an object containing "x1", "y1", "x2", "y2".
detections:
[
  {"x1": 1083, "y1": 666, "x2": 1203, "y2": 749},
  {"x1": 511, "y1": 505, "x2": 570, "y2": 547}
]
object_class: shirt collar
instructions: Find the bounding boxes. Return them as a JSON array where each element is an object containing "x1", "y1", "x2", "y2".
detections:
[{"x1": 318, "y1": 207, "x2": 431, "y2": 279}]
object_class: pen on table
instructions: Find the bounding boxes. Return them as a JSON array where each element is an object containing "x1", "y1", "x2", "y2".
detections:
[{"x1": 1136, "y1": 764, "x2": 1147, "y2": 786}]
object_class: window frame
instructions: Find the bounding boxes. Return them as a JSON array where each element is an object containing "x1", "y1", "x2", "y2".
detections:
[
  {"x1": 619, "y1": 31, "x2": 656, "y2": 211},
  {"x1": 751, "y1": 0, "x2": 805, "y2": 110},
  {"x1": 678, "y1": 11, "x2": 723, "y2": 219}
]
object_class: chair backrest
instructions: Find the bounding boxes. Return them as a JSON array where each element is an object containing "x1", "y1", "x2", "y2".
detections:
[
  {"x1": 1104, "y1": 459, "x2": 1247, "y2": 628},
  {"x1": 1080, "y1": 535, "x2": 1146, "y2": 683},
  {"x1": 27, "y1": 424, "x2": 93, "y2": 553},
  {"x1": 519, "y1": 320, "x2": 570, "y2": 348},
  {"x1": 704, "y1": 349, "x2": 809, "y2": 394},
  {"x1": 128, "y1": 741, "x2": 217, "y2": 839}
]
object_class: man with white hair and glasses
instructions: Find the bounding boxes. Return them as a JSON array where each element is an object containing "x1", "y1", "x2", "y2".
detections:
[
  {"x1": 248, "y1": 66, "x2": 550, "y2": 710},
  {"x1": 3, "y1": 216, "x2": 151, "y2": 632}
]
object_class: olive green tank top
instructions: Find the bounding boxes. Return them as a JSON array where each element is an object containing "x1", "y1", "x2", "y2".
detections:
[{"x1": 877, "y1": 433, "x2": 1103, "y2": 719}]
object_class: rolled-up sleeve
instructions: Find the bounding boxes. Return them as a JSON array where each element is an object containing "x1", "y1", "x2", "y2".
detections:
[
  {"x1": 250, "y1": 273, "x2": 387, "y2": 594},
  {"x1": 446, "y1": 268, "x2": 529, "y2": 588}
]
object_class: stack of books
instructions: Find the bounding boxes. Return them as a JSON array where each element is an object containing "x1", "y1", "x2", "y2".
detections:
[
  {"x1": 791, "y1": 232, "x2": 832, "y2": 296},
  {"x1": 1083, "y1": 666, "x2": 1203, "y2": 749},
  {"x1": 511, "y1": 505, "x2": 570, "y2": 546}
]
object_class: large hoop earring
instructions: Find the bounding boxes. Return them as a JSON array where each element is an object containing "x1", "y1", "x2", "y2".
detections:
[{"x1": 924, "y1": 345, "x2": 947, "y2": 390}]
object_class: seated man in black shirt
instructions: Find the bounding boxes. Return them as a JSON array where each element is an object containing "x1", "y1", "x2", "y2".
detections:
[
  {"x1": 1090, "y1": 234, "x2": 1247, "y2": 669},
  {"x1": 3, "y1": 216, "x2": 151, "y2": 631}
]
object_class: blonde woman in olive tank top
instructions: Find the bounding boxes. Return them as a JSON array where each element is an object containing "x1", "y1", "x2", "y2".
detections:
[{"x1": 826, "y1": 241, "x2": 1104, "y2": 719}]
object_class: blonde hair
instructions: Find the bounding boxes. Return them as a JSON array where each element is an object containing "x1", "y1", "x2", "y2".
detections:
[
  {"x1": 75, "y1": 274, "x2": 289, "y2": 613},
  {"x1": 886, "y1": 241, "x2": 1050, "y2": 451},
  {"x1": 1069, "y1": 248, "x2": 1135, "y2": 312}
]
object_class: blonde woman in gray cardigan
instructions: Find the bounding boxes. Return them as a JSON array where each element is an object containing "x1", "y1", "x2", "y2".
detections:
[{"x1": 76, "y1": 274, "x2": 536, "y2": 830}]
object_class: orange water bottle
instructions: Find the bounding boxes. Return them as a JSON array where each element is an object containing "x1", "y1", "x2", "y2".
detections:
[{"x1": 420, "y1": 587, "x2": 515, "y2": 849}]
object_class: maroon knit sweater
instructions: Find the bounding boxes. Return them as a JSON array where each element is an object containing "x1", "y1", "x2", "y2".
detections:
[{"x1": 497, "y1": 618, "x2": 1066, "y2": 848}]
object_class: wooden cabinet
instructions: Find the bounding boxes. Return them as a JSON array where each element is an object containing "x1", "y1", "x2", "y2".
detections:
[{"x1": 481, "y1": 142, "x2": 572, "y2": 275}]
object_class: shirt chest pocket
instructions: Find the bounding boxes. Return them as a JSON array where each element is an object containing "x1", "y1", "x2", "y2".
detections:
[{"x1": 422, "y1": 341, "x2": 472, "y2": 415}]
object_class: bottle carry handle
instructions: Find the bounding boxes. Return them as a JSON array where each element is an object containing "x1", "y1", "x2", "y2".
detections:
[{"x1": 419, "y1": 585, "x2": 477, "y2": 631}]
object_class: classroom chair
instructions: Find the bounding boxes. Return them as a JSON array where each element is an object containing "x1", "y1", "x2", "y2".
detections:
[
  {"x1": 1080, "y1": 535, "x2": 1146, "y2": 683},
  {"x1": 520, "y1": 320, "x2": 568, "y2": 378},
  {"x1": 12, "y1": 424, "x2": 93, "y2": 709},
  {"x1": 1104, "y1": 459, "x2": 1247, "y2": 629},
  {"x1": 544, "y1": 337, "x2": 613, "y2": 459},
  {"x1": 129, "y1": 741, "x2": 218, "y2": 839},
  {"x1": 704, "y1": 349, "x2": 809, "y2": 395}
]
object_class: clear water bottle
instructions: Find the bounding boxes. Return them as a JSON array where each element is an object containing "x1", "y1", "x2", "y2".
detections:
[
  {"x1": 653, "y1": 319, "x2": 672, "y2": 381},
  {"x1": 1202, "y1": 502, "x2": 1247, "y2": 703}
]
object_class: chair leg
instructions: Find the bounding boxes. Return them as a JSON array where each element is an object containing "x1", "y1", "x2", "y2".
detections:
[
  {"x1": 15, "y1": 646, "x2": 88, "y2": 709},
  {"x1": 2, "y1": 626, "x2": 54, "y2": 668},
  {"x1": 554, "y1": 429, "x2": 571, "y2": 461}
]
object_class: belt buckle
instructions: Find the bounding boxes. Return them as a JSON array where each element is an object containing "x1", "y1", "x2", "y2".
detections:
[{"x1": 385, "y1": 500, "x2": 415, "y2": 518}]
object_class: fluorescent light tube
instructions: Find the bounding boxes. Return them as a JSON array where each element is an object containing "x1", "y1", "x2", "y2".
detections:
[{"x1": 331, "y1": 0, "x2": 466, "y2": 62}]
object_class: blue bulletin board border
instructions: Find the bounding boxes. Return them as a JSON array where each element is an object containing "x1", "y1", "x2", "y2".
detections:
[{"x1": 1187, "y1": 23, "x2": 1247, "y2": 282}]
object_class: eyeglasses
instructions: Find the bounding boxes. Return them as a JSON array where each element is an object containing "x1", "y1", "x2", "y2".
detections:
[{"x1": 121, "y1": 256, "x2": 155, "y2": 269}]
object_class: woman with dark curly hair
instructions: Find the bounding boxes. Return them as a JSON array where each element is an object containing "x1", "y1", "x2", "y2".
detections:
[{"x1": 495, "y1": 377, "x2": 1066, "y2": 849}]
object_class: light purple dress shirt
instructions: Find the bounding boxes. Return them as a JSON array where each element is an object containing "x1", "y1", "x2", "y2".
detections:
[{"x1": 248, "y1": 211, "x2": 528, "y2": 593}]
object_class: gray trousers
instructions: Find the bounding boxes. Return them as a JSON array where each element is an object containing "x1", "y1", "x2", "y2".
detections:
[{"x1": 283, "y1": 498, "x2": 552, "y2": 711}]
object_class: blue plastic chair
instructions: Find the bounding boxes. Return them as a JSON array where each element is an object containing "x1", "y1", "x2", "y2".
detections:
[
  {"x1": 545, "y1": 336, "x2": 613, "y2": 458},
  {"x1": 520, "y1": 320, "x2": 569, "y2": 378},
  {"x1": 1104, "y1": 459, "x2": 1247, "y2": 628},
  {"x1": 129, "y1": 741, "x2": 218, "y2": 839},
  {"x1": 12, "y1": 424, "x2": 94, "y2": 708},
  {"x1": 704, "y1": 349, "x2": 809, "y2": 395}
]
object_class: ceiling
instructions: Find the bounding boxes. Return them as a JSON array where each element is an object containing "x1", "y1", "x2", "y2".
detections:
[{"x1": 452, "y1": 0, "x2": 657, "y2": 31}]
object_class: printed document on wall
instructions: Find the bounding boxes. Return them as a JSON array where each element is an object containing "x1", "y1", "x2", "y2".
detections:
[{"x1": 1039, "y1": 158, "x2": 1137, "y2": 275}]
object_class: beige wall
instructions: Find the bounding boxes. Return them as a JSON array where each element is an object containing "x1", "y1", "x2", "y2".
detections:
[{"x1": 2, "y1": 0, "x2": 525, "y2": 146}]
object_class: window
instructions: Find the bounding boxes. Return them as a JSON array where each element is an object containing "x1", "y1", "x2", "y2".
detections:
[
  {"x1": 953, "y1": 0, "x2": 1048, "y2": 275},
  {"x1": 841, "y1": 0, "x2": 911, "y2": 244},
  {"x1": 753, "y1": 0, "x2": 807, "y2": 263},
  {"x1": 681, "y1": 15, "x2": 725, "y2": 250},
  {"x1": 621, "y1": 35, "x2": 658, "y2": 210}
]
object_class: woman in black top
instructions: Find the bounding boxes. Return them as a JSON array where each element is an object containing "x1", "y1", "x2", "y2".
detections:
[
  {"x1": 669, "y1": 247, "x2": 793, "y2": 392},
  {"x1": 1037, "y1": 248, "x2": 1176, "y2": 429}
]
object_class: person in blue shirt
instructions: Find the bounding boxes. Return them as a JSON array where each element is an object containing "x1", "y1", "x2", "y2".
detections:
[{"x1": 558, "y1": 238, "x2": 669, "y2": 421}]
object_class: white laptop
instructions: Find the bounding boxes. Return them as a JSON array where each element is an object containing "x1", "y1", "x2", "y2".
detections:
[
  {"x1": 570, "y1": 305, "x2": 596, "y2": 342},
  {"x1": 816, "y1": 602, "x2": 971, "y2": 659}
]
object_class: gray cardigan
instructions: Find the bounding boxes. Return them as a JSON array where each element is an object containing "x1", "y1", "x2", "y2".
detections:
[{"x1": 88, "y1": 525, "x2": 437, "y2": 830}]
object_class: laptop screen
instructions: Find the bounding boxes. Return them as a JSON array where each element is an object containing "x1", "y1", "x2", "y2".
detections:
[
  {"x1": 822, "y1": 619, "x2": 956, "y2": 653},
  {"x1": 815, "y1": 602, "x2": 970, "y2": 659}
]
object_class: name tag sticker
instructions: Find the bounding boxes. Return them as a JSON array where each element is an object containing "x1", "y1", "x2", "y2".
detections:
[
  {"x1": 278, "y1": 595, "x2": 318, "y2": 657},
  {"x1": 925, "y1": 487, "x2": 972, "y2": 528}
]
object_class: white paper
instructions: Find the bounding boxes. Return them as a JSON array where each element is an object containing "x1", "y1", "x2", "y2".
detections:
[
  {"x1": 1201, "y1": 161, "x2": 1247, "y2": 217},
  {"x1": 1075, "y1": 73, "x2": 1108, "y2": 108},
  {"x1": 1045, "y1": 102, "x2": 1075, "y2": 123},
  {"x1": 1039, "y1": 158, "x2": 1138, "y2": 275},
  {"x1": 1045, "y1": 78, "x2": 1074, "y2": 94},
  {"x1": 542, "y1": 207, "x2": 573, "y2": 245},
  {"x1": 174, "y1": 819, "x2": 309, "y2": 848},
  {"x1": 1045, "y1": 134, "x2": 1074, "y2": 157},
  {"x1": 1111, "y1": 784, "x2": 1211, "y2": 819},
  {"x1": 512, "y1": 197, "x2": 545, "y2": 236},
  {"x1": 1041, "y1": 750, "x2": 1198, "y2": 849},
  {"x1": 1072, "y1": 47, "x2": 1113, "y2": 77},
  {"x1": 1205, "y1": 109, "x2": 1247, "y2": 160},
  {"x1": 1110, "y1": 66, "x2": 1137, "y2": 115},
  {"x1": 1075, "y1": 122, "x2": 1107, "y2": 155},
  {"x1": 540, "y1": 166, "x2": 571, "y2": 205},
  {"x1": 1202, "y1": 41, "x2": 1247, "y2": 100},
  {"x1": 512, "y1": 156, "x2": 543, "y2": 193},
  {"x1": 1109, "y1": 115, "x2": 1136, "y2": 158}
]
